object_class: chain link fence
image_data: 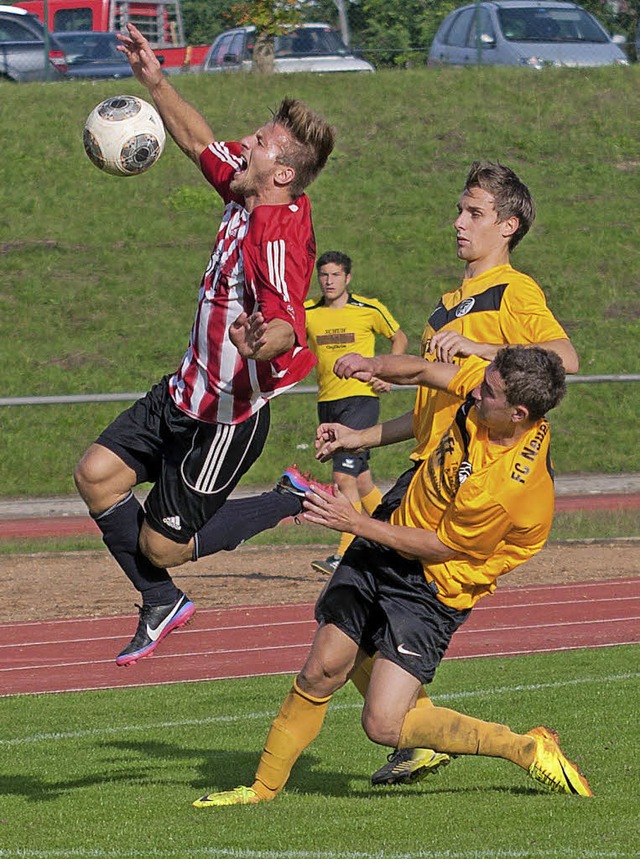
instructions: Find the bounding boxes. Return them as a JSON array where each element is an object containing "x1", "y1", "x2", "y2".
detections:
[{"x1": 3, "y1": 1, "x2": 638, "y2": 81}]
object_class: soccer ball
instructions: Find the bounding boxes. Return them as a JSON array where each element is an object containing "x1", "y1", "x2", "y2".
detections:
[{"x1": 83, "y1": 95, "x2": 166, "y2": 177}]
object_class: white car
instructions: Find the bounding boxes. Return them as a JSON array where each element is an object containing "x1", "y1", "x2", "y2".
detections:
[
  {"x1": 428, "y1": 1, "x2": 628, "y2": 69},
  {"x1": 202, "y1": 23, "x2": 374, "y2": 74}
]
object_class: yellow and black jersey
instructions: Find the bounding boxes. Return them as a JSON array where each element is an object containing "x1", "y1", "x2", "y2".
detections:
[
  {"x1": 305, "y1": 293, "x2": 401, "y2": 402},
  {"x1": 392, "y1": 357, "x2": 555, "y2": 610},
  {"x1": 412, "y1": 264, "x2": 569, "y2": 462}
]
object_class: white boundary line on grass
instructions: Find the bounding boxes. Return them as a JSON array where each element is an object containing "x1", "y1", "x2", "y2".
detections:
[
  {"x1": 0, "y1": 846, "x2": 634, "y2": 858},
  {"x1": 1, "y1": 671, "x2": 637, "y2": 748}
]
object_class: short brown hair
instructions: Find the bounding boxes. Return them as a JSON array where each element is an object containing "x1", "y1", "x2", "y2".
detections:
[
  {"x1": 465, "y1": 161, "x2": 535, "y2": 250},
  {"x1": 494, "y1": 346, "x2": 566, "y2": 420},
  {"x1": 272, "y1": 98, "x2": 335, "y2": 197},
  {"x1": 316, "y1": 250, "x2": 351, "y2": 274}
]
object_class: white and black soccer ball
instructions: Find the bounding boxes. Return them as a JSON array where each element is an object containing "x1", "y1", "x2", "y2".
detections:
[{"x1": 83, "y1": 95, "x2": 166, "y2": 177}]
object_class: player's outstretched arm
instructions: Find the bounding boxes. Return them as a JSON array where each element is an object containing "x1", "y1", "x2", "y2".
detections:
[
  {"x1": 314, "y1": 410, "x2": 416, "y2": 461},
  {"x1": 303, "y1": 485, "x2": 456, "y2": 565},
  {"x1": 117, "y1": 23, "x2": 214, "y2": 164},
  {"x1": 334, "y1": 352, "x2": 459, "y2": 390},
  {"x1": 428, "y1": 331, "x2": 579, "y2": 373}
]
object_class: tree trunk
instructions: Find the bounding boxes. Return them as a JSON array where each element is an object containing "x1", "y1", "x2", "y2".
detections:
[{"x1": 252, "y1": 32, "x2": 275, "y2": 73}]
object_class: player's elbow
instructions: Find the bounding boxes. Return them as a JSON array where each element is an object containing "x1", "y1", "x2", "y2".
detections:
[{"x1": 563, "y1": 345, "x2": 580, "y2": 375}]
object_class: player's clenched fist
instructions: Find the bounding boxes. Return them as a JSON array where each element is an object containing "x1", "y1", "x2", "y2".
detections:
[{"x1": 333, "y1": 352, "x2": 378, "y2": 382}]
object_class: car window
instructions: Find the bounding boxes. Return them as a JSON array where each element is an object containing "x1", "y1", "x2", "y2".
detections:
[
  {"x1": 498, "y1": 8, "x2": 609, "y2": 43},
  {"x1": 275, "y1": 27, "x2": 348, "y2": 57},
  {"x1": 53, "y1": 8, "x2": 93, "y2": 32},
  {"x1": 0, "y1": 17, "x2": 39, "y2": 41},
  {"x1": 57, "y1": 33, "x2": 125, "y2": 62},
  {"x1": 444, "y1": 9, "x2": 476, "y2": 47},
  {"x1": 211, "y1": 32, "x2": 236, "y2": 66},
  {"x1": 465, "y1": 8, "x2": 495, "y2": 47},
  {"x1": 227, "y1": 32, "x2": 245, "y2": 61}
]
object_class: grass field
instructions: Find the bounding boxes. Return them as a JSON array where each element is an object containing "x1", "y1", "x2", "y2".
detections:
[
  {"x1": 1, "y1": 645, "x2": 637, "y2": 858},
  {"x1": 1, "y1": 66, "x2": 639, "y2": 496}
]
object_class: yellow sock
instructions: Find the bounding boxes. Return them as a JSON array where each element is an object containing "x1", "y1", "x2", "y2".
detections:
[
  {"x1": 252, "y1": 679, "x2": 332, "y2": 800},
  {"x1": 336, "y1": 501, "x2": 361, "y2": 557},
  {"x1": 349, "y1": 654, "x2": 375, "y2": 697},
  {"x1": 361, "y1": 486, "x2": 383, "y2": 515},
  {"x1": 399, "y1": 705, "x2": 536, "y2": 770}
]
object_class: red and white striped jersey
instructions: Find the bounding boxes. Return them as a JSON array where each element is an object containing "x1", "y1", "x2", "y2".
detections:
[{"x1": 169, "y1": 141, "x2": 317, "y2": 425}]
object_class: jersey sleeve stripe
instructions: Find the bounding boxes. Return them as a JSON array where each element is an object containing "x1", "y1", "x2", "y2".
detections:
[
  {"x1": 267, "y1": 239, "x2": 290, "y2": 302},
  {"x1": 210, "y1": 141, "x2": 244, "y2": 171}
]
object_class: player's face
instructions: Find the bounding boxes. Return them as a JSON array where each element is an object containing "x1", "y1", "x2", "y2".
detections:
[
  {"x1": 471, "y1": 364, "x2": 517, "y2": 432},
  {"x1": 454, "y1": 187, "x2": 508, "y2": 263},
  {"x1": 231, "y1": 122, "x2": 292, "y2": 198},
  {"x1": 317, "y1": 264, "x2": 351, "y2": 303}
]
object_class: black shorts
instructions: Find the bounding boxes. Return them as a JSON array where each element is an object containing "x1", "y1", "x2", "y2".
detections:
[
  {"x1": 317, "y1": 396, "x2": 379, "y2": 477},
  {"x1": 96, "y1": 376, "x2": 270, "y2": 543},
  {"x1": 315, "y1": 538, "x2": 470, "y2": 685}
]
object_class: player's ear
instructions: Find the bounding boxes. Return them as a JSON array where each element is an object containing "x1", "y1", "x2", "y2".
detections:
[
  {"x1": 512, "y1": 404, "x2": 529, "y2": 423},
  {"x1": 274, "y1": 163, "x2": 295, "y2": 187},
  {"x1": 500, "y1": 215, "x2": 519, "y2": 241}
]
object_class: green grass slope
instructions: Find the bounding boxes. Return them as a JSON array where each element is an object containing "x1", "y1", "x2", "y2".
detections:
[{"x1": 1, "y1": 66, "x2": 639, "y2": 495}]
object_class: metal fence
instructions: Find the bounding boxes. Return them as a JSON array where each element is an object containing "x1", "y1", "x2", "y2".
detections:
[
  {"x1": 1, "y1": 375, "x2": 638, "y2": 408},
  {"x1": 2, "y1": 0, "x2": 638, "y2": 81}
]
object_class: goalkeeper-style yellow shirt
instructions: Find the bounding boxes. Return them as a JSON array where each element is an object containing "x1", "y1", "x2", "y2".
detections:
[
  {"x1": 305, "y1": 293, "x2": 401, "y2": 402},
  {"x1": 392, "y1": 357, "x2": 555, "y2": 610},
  {"x1": 412, "y1": 264, "x2": 569, "y2": 461}
]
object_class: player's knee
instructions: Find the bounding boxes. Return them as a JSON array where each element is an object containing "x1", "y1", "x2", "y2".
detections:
[
  {"x1": 298, "y1": 657, "x2": 349, "y2": 698},
  {"x1": 361, "y1": 708, "x2": 401, "y2": 747}
]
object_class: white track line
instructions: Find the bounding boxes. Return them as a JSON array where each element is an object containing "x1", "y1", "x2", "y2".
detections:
[
  {"x1": 1, "y1": 670, "x2": 637, "y2": 747},
  {"x1": 1, "y1": 612, "x2": 638, "y2": 655}
]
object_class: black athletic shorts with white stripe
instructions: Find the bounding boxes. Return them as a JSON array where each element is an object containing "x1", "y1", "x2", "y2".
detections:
[
  {"x1": 96, "y1": 376, "x2": 270, "y2": 543},
  {"x1": 315, "y1": 538, "x2": 470, "y2": 684}
]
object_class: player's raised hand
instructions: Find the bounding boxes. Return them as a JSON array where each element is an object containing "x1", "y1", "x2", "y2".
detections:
[
  {"x1": 117, "y1": 23, "x2": 163, "y2": 87},
  {"x1": 302, "y1": 483, "x2": 360, "y2": 533},
  {"x1": 333, "y1": 352, "x2": 376, "y2": 382}
]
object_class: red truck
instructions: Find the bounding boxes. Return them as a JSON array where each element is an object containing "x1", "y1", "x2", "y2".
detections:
[{"x1": 12, "y1": 0, "x2": 210, "y2": 71}]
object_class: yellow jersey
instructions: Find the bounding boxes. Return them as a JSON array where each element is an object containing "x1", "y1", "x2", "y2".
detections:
[
  {"x1": 392, "y1": 357, "x2": 555, "y2": 610},
  {"x1": 305, "y1": 293, "x2": 401, "y2": 402},
  {"x1": 412, "y1": 264, "x2": 569, "y2": 461}
]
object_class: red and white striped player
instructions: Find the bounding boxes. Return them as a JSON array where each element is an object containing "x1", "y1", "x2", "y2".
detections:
[{"x1": 75, "y1": 22, "x2": 335, "y2": 667}]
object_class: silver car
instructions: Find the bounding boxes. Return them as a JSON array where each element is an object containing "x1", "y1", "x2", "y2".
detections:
[
  {"x1": 203, "y1": 23, "x2": 374, "y2": 74},
  {"x1": 428, "y1": 0, "x2": 628, "y2": 68}
]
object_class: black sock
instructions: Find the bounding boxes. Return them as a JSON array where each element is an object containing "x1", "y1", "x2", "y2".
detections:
[
  {"x1": 94, "y1": 492, "x2": 179, "y2": 606},
  {"x1": 193, "y1": 490, "x2": 301, "y2": 561}
]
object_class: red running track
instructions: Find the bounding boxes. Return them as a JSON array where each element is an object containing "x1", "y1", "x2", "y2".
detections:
[
  {"x1": 0, "y1": 493, "x2": 638, "y2": 540},
  {"x1": 1, "y1": 577, "x2": 638, "y2": 697}
]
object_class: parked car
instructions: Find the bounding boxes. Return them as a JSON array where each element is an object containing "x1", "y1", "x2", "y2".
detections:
[
  {"x1": 0, "y1": 4, "x2": 67, "y2": 81},
  {"x1": 54, "y1": 30, "x2": 133, "y2": 78},
  {"x1": 202, "y1": 23, "x2": 374, "y2": 74},
  {"x1": 428, "y1": 0, "x2": 629, "y2": 69}
]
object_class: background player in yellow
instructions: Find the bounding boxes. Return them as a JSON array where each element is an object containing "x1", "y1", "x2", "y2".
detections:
[
  {"x1": 304, "y1": 251, "x2": 408, "y2": 575},
  {"x1": 193, "y1": 345, "x2": 593, "y2": 808},
  {"x1": 345, "y1": 160, "x2": 580, "y2": 787}
]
